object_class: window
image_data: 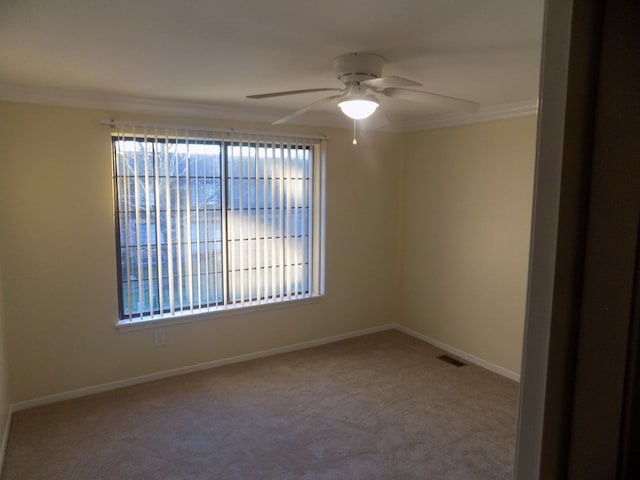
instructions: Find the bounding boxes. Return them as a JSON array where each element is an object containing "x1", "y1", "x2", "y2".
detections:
[{"x1": 112, "y1": 126, "x2": 325, "y2": 327}]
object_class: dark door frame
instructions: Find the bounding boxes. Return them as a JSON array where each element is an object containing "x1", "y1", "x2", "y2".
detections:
[{"x1": 515, "y1": 0, "x2": 640, "y2": 478}]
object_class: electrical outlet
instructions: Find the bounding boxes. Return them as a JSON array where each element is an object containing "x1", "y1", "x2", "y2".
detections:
[{"x1": 153, "y1": 328, "x2": 166, "y2": 347}]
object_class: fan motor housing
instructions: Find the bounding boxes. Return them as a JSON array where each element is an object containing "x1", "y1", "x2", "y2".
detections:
[{"x1": 333, "y1": 52, "x2": 384, "y2": 83}]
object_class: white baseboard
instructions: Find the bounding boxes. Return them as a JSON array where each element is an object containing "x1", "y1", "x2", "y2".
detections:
[
  {"x1": 9, "y1": 322, "x2": 518, "y2": 415},
  {"x1": 395, "y1": 325, "x2": 521, "y2": 382},
  {"x1": 1, "y1": 322, "x2": 518, "y2": 473},
  {"x1": 10, "y1": 324, "x2": 396, "y2": 413}
]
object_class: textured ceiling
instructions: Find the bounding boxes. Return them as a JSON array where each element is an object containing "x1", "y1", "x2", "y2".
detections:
[{"x1": 0, "y1": 0, "x2": 545, "y2": 131}]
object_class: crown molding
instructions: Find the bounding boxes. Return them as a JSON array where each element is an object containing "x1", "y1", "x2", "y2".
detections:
[
  {"x1": 0, "y1": 82, "x2": 538, "y2": 132},
  {"x1": 399, "y1": 99, "x2": 539, "y2": 131},
  {"x1": 0, "y1": 83, "x2": 279, "y2": 124}
]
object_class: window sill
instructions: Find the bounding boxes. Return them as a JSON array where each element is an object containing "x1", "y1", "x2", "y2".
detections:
[{"x1": 115, "y1": 295, "x2": 324, "y2": 332}]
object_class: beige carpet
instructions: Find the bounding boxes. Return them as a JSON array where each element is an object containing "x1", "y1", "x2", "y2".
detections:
[{"x1": 2, "y1": 330, "x2": 519, "y2": 479}]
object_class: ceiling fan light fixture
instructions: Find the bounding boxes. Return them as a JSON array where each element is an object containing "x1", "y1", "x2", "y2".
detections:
[{"x1": 338, "y1": 98, "x2": 379, "y2": 120}]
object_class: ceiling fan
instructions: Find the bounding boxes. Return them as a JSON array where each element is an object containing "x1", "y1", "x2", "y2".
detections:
[{"x1": 247, "y1": 52, "x2": 480, "y2": 125}]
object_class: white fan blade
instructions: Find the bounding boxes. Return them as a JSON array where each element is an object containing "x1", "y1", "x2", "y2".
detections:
[
  {"x1": 272, "y1": 93, "x2": 347, "y2": 125},
  {"x1": 247, "y1": 88, "x2": 342, "y2": 99},
  {"x1": 360, "y1": 76, "x2": 422, "y2": 89},
  {"x1": 383, "y1": 88, "x2": 479, "y2": 112}
]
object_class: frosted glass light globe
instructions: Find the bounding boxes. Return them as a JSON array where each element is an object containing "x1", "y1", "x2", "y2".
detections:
[{"x1": 338, "y1": 99, "x2": 379, "y2": 120}]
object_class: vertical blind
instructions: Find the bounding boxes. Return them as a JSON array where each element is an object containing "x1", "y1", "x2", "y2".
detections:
[{"x1": 112, "y1": 124, "x2": 324, "y2": 323}]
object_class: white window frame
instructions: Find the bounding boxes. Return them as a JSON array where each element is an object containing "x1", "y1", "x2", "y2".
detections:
[{"x1": 110, "y1": 124, "x2": 326, "y2": 331}]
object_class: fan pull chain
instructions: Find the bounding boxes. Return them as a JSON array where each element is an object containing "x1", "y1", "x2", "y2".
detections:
[{"x1": 352, "y1": 119, "x2": 358, "y2": 145}]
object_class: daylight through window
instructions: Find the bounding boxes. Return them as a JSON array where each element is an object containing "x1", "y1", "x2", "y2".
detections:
[{"x1": 112, "y1": 126, "x2": 325, "y2": 326}]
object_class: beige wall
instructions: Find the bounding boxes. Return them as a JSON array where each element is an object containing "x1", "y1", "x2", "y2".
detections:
[
  {"x1": 401, "y1": 116, "x2": 537, "y2": 374},
  {"x1": 0, "y1": 101, "x2": 535, "y2": 404},
  {"x1": 0, "y1": 102, "x2": 403, "y2": 402}
]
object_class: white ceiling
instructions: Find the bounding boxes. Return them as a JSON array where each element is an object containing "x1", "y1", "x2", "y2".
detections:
[{"x1": 0, "y1": 0, "x2": 545, "y2": 131}]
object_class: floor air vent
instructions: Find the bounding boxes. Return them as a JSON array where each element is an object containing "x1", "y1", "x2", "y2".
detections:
[{"x1": 437, "y1": 354, "x2": 467, "y2": 367}]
